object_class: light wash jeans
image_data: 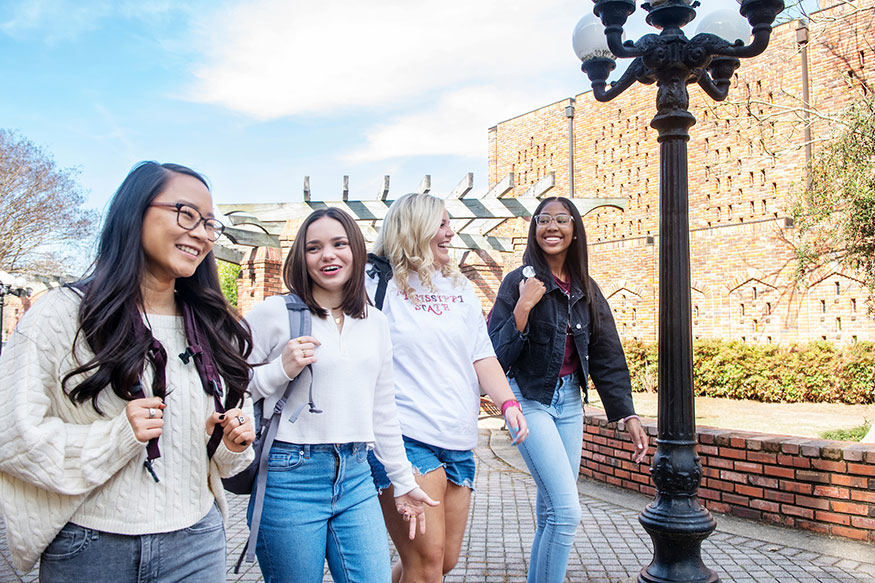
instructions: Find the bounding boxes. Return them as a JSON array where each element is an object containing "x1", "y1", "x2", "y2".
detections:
[
  {"x1": 39, "y1": 503, "x2": 226, "y2": 583},
  {"x1": 249, "y1": 441, "x2": 391, "y2": 583},
  {"x1": 510, "y1": 373, "x2": 583, "y2": 583}
]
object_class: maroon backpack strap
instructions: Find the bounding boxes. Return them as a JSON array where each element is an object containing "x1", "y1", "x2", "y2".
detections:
[
  {"x1": 130, "y1": 308, "x2": 167, "y2": 483},
  {"x1": 178, "y1": 302, "x2": 226, "y2": 459}
]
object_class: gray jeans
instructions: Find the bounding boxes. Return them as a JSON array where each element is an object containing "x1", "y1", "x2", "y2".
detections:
[{"x1": 38, "y1": 503, "x2": 226, "y2": 583}]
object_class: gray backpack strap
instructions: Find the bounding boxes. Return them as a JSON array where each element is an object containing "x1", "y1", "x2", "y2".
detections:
[{"x1": 243, "y1": 294, "x2": 312, "y2": 567}]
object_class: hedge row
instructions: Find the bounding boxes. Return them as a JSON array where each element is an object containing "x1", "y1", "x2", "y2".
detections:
[{"x1": 622, "y1": 339, "x2": 875, "y2": 404}]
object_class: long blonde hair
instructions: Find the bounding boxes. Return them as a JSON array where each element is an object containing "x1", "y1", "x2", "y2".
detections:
[{"x1": 372, "y1": 192, "x2": 463, "y2": 300}]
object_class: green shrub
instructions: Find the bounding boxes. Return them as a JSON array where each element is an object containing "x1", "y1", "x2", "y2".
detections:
[
  {"x1": 820, "y1": 422, "x2": 872, "y2": 442},
  {"x1": 622, "y1": 339, "x2": 875, "y2": 405},
  {"x1": 217, "y1": 260, "x2": 241, "y2": 308}
]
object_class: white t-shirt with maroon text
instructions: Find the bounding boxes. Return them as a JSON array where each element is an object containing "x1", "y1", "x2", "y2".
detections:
[{"x1": 366, "y1": 269, "x2": 495, "y2": 451}]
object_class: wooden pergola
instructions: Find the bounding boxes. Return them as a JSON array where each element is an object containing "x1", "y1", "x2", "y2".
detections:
[{"x1": 214, "y1": 172, "x2": 625, "y2": 263}]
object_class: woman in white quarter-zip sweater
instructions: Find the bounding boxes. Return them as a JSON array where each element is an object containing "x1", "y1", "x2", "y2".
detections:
[
  {"x1": 244, "y1": 207, "x2": 437, "y2": 583},
  {"x1": 0, "y1": 162, "x2": 255, "y2": 581}
]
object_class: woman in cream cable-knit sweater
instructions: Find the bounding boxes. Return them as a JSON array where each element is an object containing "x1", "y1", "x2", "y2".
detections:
[{"x1": 0, "y1": 161, "x2": 255, "y2": 581}]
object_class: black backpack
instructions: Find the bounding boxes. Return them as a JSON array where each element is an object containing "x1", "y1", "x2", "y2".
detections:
[{"x1": 366, "y1": 253, "x2": 393, "y2": 310}]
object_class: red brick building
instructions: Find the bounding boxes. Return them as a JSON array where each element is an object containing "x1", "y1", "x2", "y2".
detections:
[{"x1": 484, "y1": 0, "x2": 874, "y2": 345}]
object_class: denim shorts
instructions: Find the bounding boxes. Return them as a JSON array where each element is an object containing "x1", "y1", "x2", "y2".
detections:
[{"x1": 368, "y1": 435, "x2": 476, "y2": 492}]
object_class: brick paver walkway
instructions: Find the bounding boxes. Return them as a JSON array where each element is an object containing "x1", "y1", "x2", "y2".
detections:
[{"x1": 3, "y1": 419, "x2": 873, "y2": 582}]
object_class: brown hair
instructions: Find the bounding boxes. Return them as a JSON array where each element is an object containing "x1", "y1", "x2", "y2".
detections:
[{"x1": 282, "y1": 207, "x2": 368, "y2": 319}]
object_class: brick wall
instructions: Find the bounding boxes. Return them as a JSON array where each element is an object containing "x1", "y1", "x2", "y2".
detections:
[
  {"x1": 237, "y1": 247, "x2": 283, "y2": 316},
  {"x1": 581, "y1": 412, "x2": 875, "y2": 543}
]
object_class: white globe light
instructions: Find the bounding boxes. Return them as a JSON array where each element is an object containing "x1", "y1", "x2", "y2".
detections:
[
  {"x1": 0, "y1": 271, "x2": 11, "y2": 286},
  {"x1": 696, "y1": 8, "x2": 751, "y2": 43},
  {"x1": 572, "y1": 14, "x2": 612, "y2": 62}
]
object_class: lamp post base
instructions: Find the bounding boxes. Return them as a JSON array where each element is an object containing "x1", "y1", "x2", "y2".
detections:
[
  {"x1": 639, "y1": 504, "x2": 718, "y2": 583},
  {"x1": 638, "y1": 443, "x2": 719, "y2": 583}
]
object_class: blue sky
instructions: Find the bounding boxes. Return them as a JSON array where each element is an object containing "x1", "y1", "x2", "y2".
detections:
[{"x1": 1, "y1": 0, "x2": 817, "y2": 214}]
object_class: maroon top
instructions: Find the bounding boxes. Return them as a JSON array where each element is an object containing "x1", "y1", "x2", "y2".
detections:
[{"x1": 554, "y1": 276, "x2": 581, "y2": 377}]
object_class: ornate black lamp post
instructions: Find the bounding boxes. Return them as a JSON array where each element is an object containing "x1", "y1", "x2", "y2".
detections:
[
  {"x1": 572, "y1": 1, "x2": 784, "y2": 582},
  {"x1": 0, "y1": 271, "x2": 32, "y2": 356}
]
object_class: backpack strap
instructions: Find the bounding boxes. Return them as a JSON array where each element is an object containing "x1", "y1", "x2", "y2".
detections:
[
  {"x1": 178, "y1": 301, "x2": 227, "y2": 460},
  {"x1": 130, "y1": 307, "x2": 169, "y2": 483},
  {"x1": 366, "y1": 253, "x2": 393, "y2": 310},
  {"x1": 238, "y1": 293, "x2": 313, "y2": 571}
]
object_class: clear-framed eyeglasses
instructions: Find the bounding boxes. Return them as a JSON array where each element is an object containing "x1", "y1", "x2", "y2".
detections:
[
  {"x1": 149, "y1": 202, "x2": 226, "y2": 242},
  {"x1": 533, "y1": 213, "x2": 572, "y2": 227}
]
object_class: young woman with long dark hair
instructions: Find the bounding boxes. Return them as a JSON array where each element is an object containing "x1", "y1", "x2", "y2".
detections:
[
  {"x1": 488, "y1": 196, "x2": 648, "y2": 583},
  {"x1": 244, "y1": 207, "x2": 436, "y2": 583},
  {"x1": 0, "y1": 161, "x2": 255, "y2": 582}
]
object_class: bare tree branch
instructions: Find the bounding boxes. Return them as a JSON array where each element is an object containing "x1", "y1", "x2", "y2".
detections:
[{"x1": 0, "y1": 130, "x2": 99, "y2": 274}]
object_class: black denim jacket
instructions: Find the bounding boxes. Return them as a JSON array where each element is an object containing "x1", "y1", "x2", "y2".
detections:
[{"x1": 487, "y1": 266, "x2": 635, "y2": 422}]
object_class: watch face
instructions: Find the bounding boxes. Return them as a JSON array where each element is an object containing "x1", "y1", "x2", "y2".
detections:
[{"x1": 522, "y1": 266, "x2": 536, "y2": 279}]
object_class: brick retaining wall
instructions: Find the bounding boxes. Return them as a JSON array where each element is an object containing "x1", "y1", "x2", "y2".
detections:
[{"x1": 581, "y1": 411, "x2": 875, "y2": 544}]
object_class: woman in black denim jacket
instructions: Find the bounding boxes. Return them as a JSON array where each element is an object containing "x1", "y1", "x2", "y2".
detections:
[{"x1": 487, "y1": 196, "x2": 648, "y2": 583}]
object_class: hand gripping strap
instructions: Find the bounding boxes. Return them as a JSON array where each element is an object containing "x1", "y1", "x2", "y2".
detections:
[{"x1": 237, "y1": 293, "x2": 313, "y2": 571}]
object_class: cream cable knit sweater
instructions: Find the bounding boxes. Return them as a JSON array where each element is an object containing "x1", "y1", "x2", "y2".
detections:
[{"x1": 0, "y1": 289, "x2": 253, "y2": 572}]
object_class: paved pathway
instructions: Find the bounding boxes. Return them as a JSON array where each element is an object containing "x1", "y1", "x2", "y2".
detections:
[{"x1": 3, "y1": 418, "x2": 874, "y2": 582}]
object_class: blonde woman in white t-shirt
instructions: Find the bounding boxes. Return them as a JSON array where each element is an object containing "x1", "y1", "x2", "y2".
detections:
[
  {"x1": 244, "y1": 207, "x2": 437, "y2": 583},
  {"x1": 366, "y1": 192, "x2": 529, "y2": 583}
]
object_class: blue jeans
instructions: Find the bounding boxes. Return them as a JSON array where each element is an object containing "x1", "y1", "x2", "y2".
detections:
[
  {"x1": 510, "y1": 373, "x2": 583, "y2": 583},
  {"x1": 39, "y1": 503, "x2": 225, "y2": 583},
  {"x1": 250, "y1": 441, "x2": 391, "y2": 583}
]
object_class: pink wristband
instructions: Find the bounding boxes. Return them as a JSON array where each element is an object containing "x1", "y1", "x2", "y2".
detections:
[{"x1": 501, "y1": 399, "x2": 521, "y2": 416}]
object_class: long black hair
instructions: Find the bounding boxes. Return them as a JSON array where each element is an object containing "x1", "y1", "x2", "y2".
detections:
[
  {"x1": 62, "y1": 161, "x2": 252, "y2": 413},
  {"x1": 522, "y1": 196, "x2": 600, "y2": 339}
]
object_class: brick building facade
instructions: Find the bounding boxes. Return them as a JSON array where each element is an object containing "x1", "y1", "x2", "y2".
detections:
[{"x1": 485, "y1": 0, "x2": 875, "y2": 345}]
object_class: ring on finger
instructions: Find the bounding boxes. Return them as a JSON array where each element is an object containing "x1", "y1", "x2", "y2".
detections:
[
  {"x1": 147, "y1": 408, "x2": 156, "y2": 419},
  {"x1": 297, "y1": 337, "x2": 304, "y2": 344},
  {"x1": 236, "y1": 415, "x2": 246, "y2": 426}
]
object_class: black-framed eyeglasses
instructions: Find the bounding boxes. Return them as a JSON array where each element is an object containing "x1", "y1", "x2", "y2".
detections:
[
  {"x1": 149, "y1": 202, "x2": 226, "y2": 242},
  {"x1": 533, "y1": 213, "x2": 572, "y2": 227}
]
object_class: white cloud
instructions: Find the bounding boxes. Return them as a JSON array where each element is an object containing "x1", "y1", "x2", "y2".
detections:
[
  {"x1": 187, "y1": 0, "x2": 578, "y2": 118},
  {"x1": 343, "y1": 85, "x2": 563, "y2": 162}
]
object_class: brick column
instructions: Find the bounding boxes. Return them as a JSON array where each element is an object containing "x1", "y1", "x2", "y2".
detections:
[
  {"x1": 236, "y1": 247, "x2": 283, "y2": 317},
  {"x1": 459, "y1": 250, "x2": 510, "y2": 311}
]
